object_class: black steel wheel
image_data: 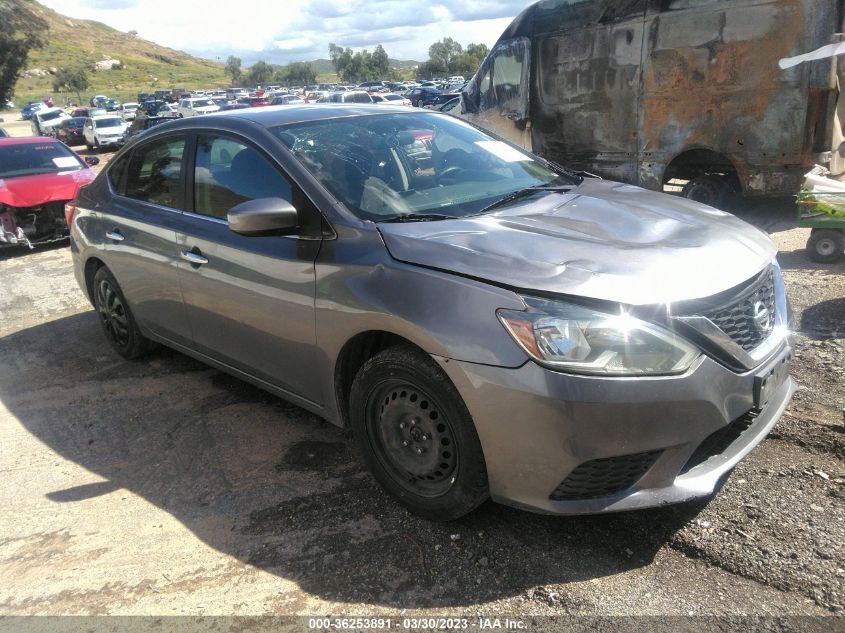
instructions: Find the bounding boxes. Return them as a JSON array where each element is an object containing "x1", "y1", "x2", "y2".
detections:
[
  {"x1": 350, "y1": 344, "x2": 488, "y2": 520},
  {"x1": 92, "y1": 266, "x2": 154, "y2": 359},
  {"x1": 367, "y1": 380, "x2": 458, "y2": 498},
  {"x1": 681, "y1": 174, "x2": 731, "y2": 208},
  {"x1": 806, "y1": 229, "x2": 844, "y2": 264}
]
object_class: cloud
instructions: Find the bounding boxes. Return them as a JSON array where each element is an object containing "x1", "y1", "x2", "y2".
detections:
[
  {"x1": 82, "y1": 0, "x2": 139, "y2": 8},
  {"x1": 40, "y1": 0, "x2": 527, "y2": 65}
]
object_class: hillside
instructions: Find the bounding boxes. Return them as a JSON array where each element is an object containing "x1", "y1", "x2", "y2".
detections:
[{"x1": 13, "y1": 0, "x2": 228, "y2": 105}]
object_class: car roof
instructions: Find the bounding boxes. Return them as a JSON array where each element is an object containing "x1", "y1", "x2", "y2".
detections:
[
  {"x1": 0, "y1": 136, "x2": 59, "y2": 146},
  {"x1": 198, "y1": 103, "x2": 415, "y2": 126},
  {"x1": 123, "y1": 104, "x2": 441, "y2": 144}
]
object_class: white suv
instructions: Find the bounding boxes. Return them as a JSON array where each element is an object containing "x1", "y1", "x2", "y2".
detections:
[
  {"x1": 176, "y1": 98, "x2": 220, "y2": 117},
  {"x1": 31, "y1": 108, "x2": 70, "y2": 136},
  {"x1": 83, "y1": 115, "x2": 128, "y2": 150}
]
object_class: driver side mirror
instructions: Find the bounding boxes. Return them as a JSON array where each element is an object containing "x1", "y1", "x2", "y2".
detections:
[
  {"x1": 228, "y1": 197, "x2": 299, "y2": 236},
  {"x1": 84, "y1": 156, "x2": 99, "y2": 166}
]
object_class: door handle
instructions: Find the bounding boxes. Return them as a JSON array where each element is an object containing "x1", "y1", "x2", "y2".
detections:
[
  {"x1": 105, "y1": 229, "x2": 124, "y2": 242},
  {"x1": 180, "y1": 249, "x2": 209, "y2": 266}
]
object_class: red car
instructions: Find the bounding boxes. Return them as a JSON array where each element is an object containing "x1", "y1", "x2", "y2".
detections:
[
  {"x1": 0, "y1": 137, "x2": 98, "y2": 249},
  {"x1": 248, "y1": 95, "x2": 272, "y2": 107}
]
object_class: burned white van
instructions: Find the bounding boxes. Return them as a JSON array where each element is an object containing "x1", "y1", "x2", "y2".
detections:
[{"x1": 461, "y1": 0, "x2": 844, "y2": 206}]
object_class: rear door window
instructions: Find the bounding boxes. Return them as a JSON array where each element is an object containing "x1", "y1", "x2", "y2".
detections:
[{"x1": 124, "y1": 136, "x2": 186, "y2": 208}]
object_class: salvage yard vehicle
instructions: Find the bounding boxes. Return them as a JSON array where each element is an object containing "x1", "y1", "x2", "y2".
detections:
[
  {"x1": 176, "y1": 97, "x2": 221, "y2": 117},
  {"x1": 83, "y1": 115, "x2": 129, "y2": 151},
  {"x1": 0, "y1": 137, "x2": 97, "y2": 249},
  {"x1": 798, "y1": 165, "x2": 845, "y2": 262},
  {"x1": 69, "y1": 105, "x2": 794, "y2": 520},
  {"x1": 54, "y1": 117, "x2": 87, "y2": 146},
  {"x1": 30, "y1": 107, "x2": 70, "y2": 137},
  {"x1": 461, "y1": 0, "x2": 844, "y2": 207}
]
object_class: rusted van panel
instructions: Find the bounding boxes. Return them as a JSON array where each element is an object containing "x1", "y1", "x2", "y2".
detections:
[{"x1": 463, "y1": 0, "x2": 843, "y2": 200}]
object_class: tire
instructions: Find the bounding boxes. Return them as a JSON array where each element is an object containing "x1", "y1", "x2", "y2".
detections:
[
  {"x1": 681, "y1": 175, "x2": 731, "y2": 208},
  {"x1": 349, "y1": 344, "x2": 489, "y2": 521},
  {"x1": 417, "y1": 100, "x2": 425, "y2": 108},
  {"x1": 806, "y1": 229, "x2": 845, "y2": 264},
  {"x1": 92, "y1": 267, "x2": 155, "y2": 360},
  {"x1": 85, "y1": 142, "x2": 92, "y2": 151}
]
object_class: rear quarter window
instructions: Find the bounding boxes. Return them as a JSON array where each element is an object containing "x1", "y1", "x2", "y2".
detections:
[{"x1": 107, "y1": 153, "x2": 130, "y2": 194}]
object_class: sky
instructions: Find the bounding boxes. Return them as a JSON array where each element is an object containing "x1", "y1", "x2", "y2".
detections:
[{"x1": 39, "y1": 0, "x2": 532, "y2": 65}]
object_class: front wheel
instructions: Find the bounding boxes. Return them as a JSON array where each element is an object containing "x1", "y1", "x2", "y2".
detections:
[
  {"x1": 349, "y1": 345, "x2": 489, "y2": 521},
  {"x1": 806, "y1": 229, "x2": 845, "y2": 264}
]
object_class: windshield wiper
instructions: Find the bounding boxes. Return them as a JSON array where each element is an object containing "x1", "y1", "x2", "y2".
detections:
[
  {"x1": 478, "y1": 185, "x2": 573, "y2": 214},
  {"x1": 380, "y1": 213, "x2": 458, "y2": 223}
]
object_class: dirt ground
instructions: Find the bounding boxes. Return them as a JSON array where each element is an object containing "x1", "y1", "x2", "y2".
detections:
[{"x1": 0, "y1": 114, "x2": 844, "y2": 625}]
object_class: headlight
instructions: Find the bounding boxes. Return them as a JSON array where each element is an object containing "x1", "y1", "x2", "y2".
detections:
[{"x1": 498, "y1": 297, "x2": 700, "y2": 376}]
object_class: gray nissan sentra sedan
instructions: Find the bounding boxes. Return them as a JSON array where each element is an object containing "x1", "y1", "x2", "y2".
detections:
[{"x1": 68, "y1": 105, "x2": 794, "y2": 520}]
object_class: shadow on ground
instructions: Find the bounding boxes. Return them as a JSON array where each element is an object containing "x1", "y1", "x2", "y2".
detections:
[
  {"x1": 799, "y1": 297, "x2": 845, "y2": 339},
  {"x1": 0, "y1": 311, "x2": 712, "y2": 609}
]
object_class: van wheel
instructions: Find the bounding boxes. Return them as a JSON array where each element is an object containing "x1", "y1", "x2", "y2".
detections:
[
  {"x1": 806, "y1": 229, "x2": 844, "y2": 264},
  {"x1": 92, "y1": 267, "x2": 155, "y2": 360},
  {"x1": 681, "y1": 175, "x2": 731, "y2": 208},
  {"x1": 349, "y1": 344, "x2": 489, "y2": 521}
]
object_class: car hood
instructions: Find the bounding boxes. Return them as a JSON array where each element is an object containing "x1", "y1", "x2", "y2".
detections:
[
  {"x1": 0, "y1": 169, "x2": 96, "y2": 208},
  {"x1": 40, "y1": 118, "x2": 67, "y2": 129},
  {"x1": 377, "y1": 179, "x2": 776, "y2": 306}
]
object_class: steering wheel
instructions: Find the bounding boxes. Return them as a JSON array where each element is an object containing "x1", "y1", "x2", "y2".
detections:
[{"x1": 436, "y1": 165, "x2": 466, "y2": 185}]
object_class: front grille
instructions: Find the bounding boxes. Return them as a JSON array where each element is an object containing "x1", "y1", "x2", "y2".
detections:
[
  {"x1": 701, "y1": 268, "x2": 776, "y2": 352},
  {"x1": 549, "y1": 450, "x2": 662, "y2": 501},
  {"x1": 680, "y1": 410, "x2": 758, "y2": 475}
]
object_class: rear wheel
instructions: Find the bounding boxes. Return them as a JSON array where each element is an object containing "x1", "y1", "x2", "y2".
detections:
[
  {"x1": 349, "y1": 345, "x2": 488, "y2": 521},
  {"x1": 806, "y1": 229, "x2": 845, "y2": 264},
  {"x1": 92, "y1": 267, "x2": 155, "y2": 359},
  {"x1": 681, "y1": 174, "x2": 731, "y2": 208}
]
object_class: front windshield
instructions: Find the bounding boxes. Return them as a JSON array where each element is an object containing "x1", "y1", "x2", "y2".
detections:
[
  {"x1": 40, "y1": 110, "x2": 62, "y2": 122},
  {"x1": 94, "y1": 118, "x2": 123, "y2": 129},
  {"x1": 272, "y1": 113, "x2": 577, "y2": 221},
  {"x1": 0, "y1": 142, "x2": 84, "y2": 178},
  {"x1": 193, "y1": 99, "x2": 214, "y2": 107}
]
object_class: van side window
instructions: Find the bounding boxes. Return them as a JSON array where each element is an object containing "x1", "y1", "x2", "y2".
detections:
[
  {"x1": 655, "y1": 0, "x2": 723, "y2": 10},
  {"x1": 478, "y1": 38, "x2": 530, "y2": 119},
  {"x1": 602, "y1": 0, "x2": 647, "y2": 21}
]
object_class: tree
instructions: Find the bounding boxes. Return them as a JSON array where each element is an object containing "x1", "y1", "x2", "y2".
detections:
[
  {"x1": 328, "y1": 43, "x2": 392, "y2": 83},
  {"x1": 275, "y1": 61, "x2": 316, "y2": 87},
  {"x1": 247, "y1": 60, "x2": 273, "y2": 86},
  {"x1": 417, "y1": 40, "x2": 489, "y2": 79},
  {"x1": 371, "y1": 45, "x2": 390, "y2": 78},
  {"x1": 0, "y1": 0, "x2": 48, "y2": 105},
  {"x1": 53, "y1": 67, "x2": 89, "y2": 103},
  {"x1": 428, "y1": 37, "x2": 462, "y2": 74},
  {"x1": 225, "y1": 55, "x2": 241, "y2": 85}
]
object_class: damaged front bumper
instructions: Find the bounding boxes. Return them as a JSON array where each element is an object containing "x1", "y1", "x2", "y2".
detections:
[{"x1": 0, "y1": 201, "x2": 70, "y2": 249}]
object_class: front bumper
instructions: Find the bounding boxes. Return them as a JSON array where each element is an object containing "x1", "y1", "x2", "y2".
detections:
[
  {"x1": 94, "y1": 137, "x2": 123, "y2": 147},
  {"x1": 436, "y1": 343, "x2": 794, "y2": 515}
]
